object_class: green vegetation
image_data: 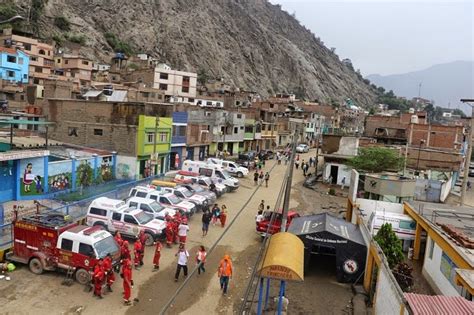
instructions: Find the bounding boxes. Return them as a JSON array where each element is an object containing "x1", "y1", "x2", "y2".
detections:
[
  {"x1": 347, "y1": 147, "x2": 404, "y2": 173},
  {"x1": 104, "y1": 32, "x2": 134, "y2": 55},
  {"x1": 52, "y1": 34, "x2": 64, "y2": 46},
  {"x1": 197, "y1": 68, "x2": 210, "y2": 85},
  {"x1": 376, "y1": 89, "x2": 412, "y2": 111},
  {"x1": 0, "y1": 3, "x2": 16, "y2": 20},
  {"x1": 54, "y1": 16, "x2": 70, "y2": 31},
  {"x1": 66, "y1": 33, "x2": 86, "y2": 45},
  {"x1": 374, "y1": 223, "x2": 404, "y2": 268}
]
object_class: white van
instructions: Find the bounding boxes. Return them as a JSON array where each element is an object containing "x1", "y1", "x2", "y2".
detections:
[
  {"x1": 182, "y1": 160, "x2": 239, "y2": 191},
  {"x1": 207, "y1": 158, "x2": 249, "y2": 178},
  {"x1": 127, "y1": 197, "x2": 176, "y2": 220},
  {"x1": 86, "y1": 197, "x2": 166, "y2": 245},
  {"x1": 368, "y1": 211, "x2": 417, "y2": 240}
]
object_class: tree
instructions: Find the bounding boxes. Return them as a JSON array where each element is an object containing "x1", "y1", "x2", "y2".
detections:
[
  {"x1": 54, "y1": 16, "x2": 70, "y2": 31},
  {"x1": 452, "y1": 108, "x2": 467, "y2": 118},
  {"x1": 197, "y1": 68, "x2": 209, "y2": 85},
  {"x1": 347, "y1": 147, "x2": 404, "y2": 173},
  {"x1": 374, "y1": 223, "x2": 404, "y2": 268}
]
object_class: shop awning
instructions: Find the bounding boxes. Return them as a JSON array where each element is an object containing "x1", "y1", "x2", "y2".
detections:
[{"x1": 258, "y1": 232, "x2": 304, "y2": 281}]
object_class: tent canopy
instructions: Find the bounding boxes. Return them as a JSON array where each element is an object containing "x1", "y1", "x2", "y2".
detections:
[
  {"x1": 288, "y1": 212, "x2": 366, "y2": 246},
  {"x1": 258, "y1": 232, "x2": 304, "y2": 282}
]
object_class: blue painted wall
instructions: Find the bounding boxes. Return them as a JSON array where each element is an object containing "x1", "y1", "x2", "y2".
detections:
[
  {"x1": 172, "y1": 112, "x2": 188, "y2": 145},
  {"x1": 0, "y1": 49, "x2": 29, "y2": 83}
]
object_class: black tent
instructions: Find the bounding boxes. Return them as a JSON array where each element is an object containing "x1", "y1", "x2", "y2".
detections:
[{"x1": 288, "y1": 212, "x2": 367, "y2": 283}]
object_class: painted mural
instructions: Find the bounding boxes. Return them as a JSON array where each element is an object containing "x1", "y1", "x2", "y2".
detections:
[
  {"x1": 76, "y1": 158, "x2": 94, "y2": 188},
  {"x1": 19, "y1": 157, "x2": 45, "y2": 196},
  {"x1": 98, "y1": 156, "x2": 113, "y2": 182},
  {"x1": 48, "y1": 161, "x2": 72, "y2": 193}
]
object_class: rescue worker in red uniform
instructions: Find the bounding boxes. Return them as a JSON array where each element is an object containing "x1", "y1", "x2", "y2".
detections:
[
  {"x1": 153, "y1": 241, "x2": 163, "y2": 270},
  {"x1": 121, "y1": 240, "x2": 131, "y2": 260},
  {"x1": 93, "y1": 259, "x2": 105, "y2": 298},
  {"x1": 122, "y1": 258, "x2": 133, "y2": 305},
  {"x1": 172, "y1": 215, "x2": 180, "y2": 244},
  {"x1": 133, "y1": 239, "x2": 144, "y2": 269},
  {"x1": 114, "y1": 231, "x2": 123, "y2": 247},
  {"x1": 138, "y1": 230, "x2": 147, "y2": 262},
  {"x1": 103, "y1": 253, "x2": 115, "y2": 292},
  {"x1": 165, "y1": 219, "x2": 174, "y2": 247}
]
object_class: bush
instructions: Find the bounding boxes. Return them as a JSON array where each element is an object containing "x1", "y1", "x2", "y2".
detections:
[
  {"x1": 54, "y1": 16, "x2": 70, "y2": 31},
  {"x1": 0, "y1": 4, "x2": 16, "y2": 20},
  {"x1": 52, "y1": 34, "x2": 64, "y2": 46},
  {"x1": 67, "y1": 33, "x2": 86, "y2": 45},
  {"x1": 104, "y1": 32, "x2": 134, "y2": 55},
  {"x1": 393, "y1": 262, "x2": 414, "y2": 292},
  {"x1": 328, "y1": 188, "x2": 336, "y2": 195},
  {"x1": 374, "y1": 223, "x2": 404, "y2": 268}
]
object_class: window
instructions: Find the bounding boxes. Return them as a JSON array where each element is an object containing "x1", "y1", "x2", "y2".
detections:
[
  {"x1": 35, "y1": 67, "x2": 42, "y2": 73},
  {"x1": 159, "y1": 197, "x2": 169, "y2": 204},
  {"x1": 245, "y1": 126, "x2": 253, "y2": 133},
  {"x1": 234, "y1": 127, "x2": 238, "y2": 134},
  {"x1": 159, "y1": 132, "x2": 167, "y2": 142},
  {"x1": 188, "y1": 98, "x2": 194, "y2": 103},
  {"x1": 112, "y1": 212, "x2": 122, "y2": 221},
  {"x1": 68, "y1": 127, "x2": 78, "y2": 137},
  {"x1": 182, "y1": 86, "x2": 189, "y2": 93},
  {"x1": 89, "y1": 207, "x2": 107, "y2": 217},
  {"x1": 7, "y1": 55, "x2": 16, "y2": 63},
  {"x1": 140, "y1": 204, "x2": 153, "y2": 213},
  {"x1": 24, "y1": 44, "x2": 31, "y2": 51},
  {"x1": 237, "y1": 114, "x2": 242, "y2": 119},
  {"x1": 136, "y1": 191, "x2": 148, "y2": 198},
  {"x1": 270, "y1": 104, "x2": 275, "y2": 109},
  {"x1": 65, "y1": 60, "x2": 69, "y2": 65},
  {"x1": 82, "y1": 60, "x2": 89, "y2": 65},
  {"x1": 61, "y1": 238, "x2": 73, "y2": 251},
  {"x1": 57, "y1": 58, "x2": 61, "y2": 63},
  {"x1": 172, "y1": 126, "x2": 186, "y2": 137},
  {"x1": 240, "y1": 126, "x2": 244, "y2": 130},
  {"x1": 129, "y1": 202, "x2": 138, "y2": 208},
  {"x1": 23, "y1": 74, "x2": 27, "y2": 79},
  {"x1": 124, "y1": 215, "x2": 138, "y2": 225},
  {"x1": 31, "y1": 56, "x2": 38, "y2": 62},
  {"x1": 399, "y1": 220, "x2": 416, "y2": 230},
  {"x1": 159, "y1": 73, "x2": 168, "y2": 80},
  {"x1": 78, "y1": 243, "x2": 94, "y2": 256},
  {"x1": 206, "y1": 101, "x2": 213, "y2": 106},
  {"x1": 146, "y1": 132, "x2": 155, "y2": 143},
  {"x1": 150, "y1": 195, "x2": 158, "y2": 201},
  {"x1": 7, "y1": 71, "x2": 14, "y2": 78},
  {"x1": 33, "y1": 78, "x2": 39, "y2": 84},
  {"x1": 428, "y1": 238, "x2": 435, "y2": 259},
  {"x1": 182, "y1": 76, "x2": 190, "y2": 83},
  {"x1": 93, "y1": 129, "x2": 103, "y2": 136},
  {"x1": 159, "y1": 83, "x2": 167, "y2": 90},
  {"x1": 18, "y1": 57, "x2": 23, "y2": 65},
  {"x1": 39, "y1": 49, "x2": 45, "y2": 55}
]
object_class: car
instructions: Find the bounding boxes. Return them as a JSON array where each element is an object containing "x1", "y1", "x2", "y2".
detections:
[
  {"x1": 126, "y1": 197, "x2": 176, "y2": 220},
  {"x1": 258, "y1": 150, "x2": 275, "y2": 160},
  {"x1": 296, "y1": 144, "x2": 309, "y2": 153},
  {"x1": 156, "y1": 193, "x2": 197, "y2": 217},
  {"x1": 469, "y1": 169, "x2": 474, "y2": 177},
  {"x1": 175, "y1": 171, "x2": 227, "y2": 197},
  {"x1": 180, "y1": 183, "x2": 217, "y2": 205},
  {"x1": 207, "y1": 158, "x2": 249, "y2": 178},
  {"x1": 236, "y1": 151, "x2": 257, "y2": 168},
  {"x1": 256, "y1": 210, "x2": 300, "y2": 237},
  {"x1": 160, "y1": 186, "x2": 208, "y2": 211}
]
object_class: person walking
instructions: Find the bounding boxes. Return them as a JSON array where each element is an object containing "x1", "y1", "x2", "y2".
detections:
[
  {"x1": 255, "y1": 210, "x2": 264, "y2": 224},
  {"x1": 138, "y1": 229, "x2": 147, "y2": 259},
  {"x1": 258, "y1": 200, "x2": 265, "y2": 213},
  {"x1": 284, "y1": 154, "x2": 289, "y2": 165},
  {"x1": 211, "y1": 204, "x2": 221, "y2": 225},
  {"x1": 258, "y1": 171, "x2": 264, "y2": 185},
  {"x1": 201, "y1": 209, "x2": 212, "y2": 236},
  {"x1": 341, "y1": 176, "x2": 346, "y2": 190},
  {"x1": 121, "y1": 258, "x2": 133, "y2": 305},
  {"x1": 121, "y1": 240, "x2": 131, "y2": 260},
  {"x1": 218, "y1": 254, "x2": 233, "y2": 295},
  {"x1": 264, "y1": 172, "x2": 270, "y2": 187},
  {"x1": 153, "y1": 241, "x2": 163, "y2": 271},
  {"x1": 220, "y1": 205, "x2": 228, "y2": 227},
  {"x1": 165, "y1": 218, "x2": 174, "y2": 247},
  {"x1": 295, "y1": 160, "x2": 300, "y2": 170},
  {"x1": 178, "y1": 218, "x2": 190, "y2": 244},
  {"x1": 133, "y1": 239, "x2": 144, "y2": 269},
  {"x1": 103, "y1": 254, "x2": 115, "y2": 292},
  {"x1": 253, "y1": 171, "x2": 259, "y2": 186},
  {"x1": 93, "y1": 259, "x2": 105, "y2": 299},
  {"x1": 303, "y1": 163, "x2": 309, "y2": 176},
  {"x1": 174, "y1": 245, "x2": 189, "y2": 282},
  {"x1": 196, "y1": 245, "x2": 207, "y2": 275}
]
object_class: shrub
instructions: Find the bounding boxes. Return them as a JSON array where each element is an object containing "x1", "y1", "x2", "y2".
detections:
[
  {"x1": 328, "y1": 188, "x2": 336, "y2": 195},
  {"x1": 67, "y1": 33, "x2": 86, "y2": 45},
  {"x1": 104, "y1": 32, "x2": 134, "y2": 55},
  {"x1": 54, "y1": 16, "x2": 70, "y2": 31},
  {"x1": 374, "y1": 223, "x2": 404, "y2": 268}
]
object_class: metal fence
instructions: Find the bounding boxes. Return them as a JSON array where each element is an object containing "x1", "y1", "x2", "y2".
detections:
[{"x1": 0, "y1": 175, "x2": 163, "y2": 251}]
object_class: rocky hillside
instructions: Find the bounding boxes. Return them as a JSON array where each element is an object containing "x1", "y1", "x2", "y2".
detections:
[{"x1": 10, "y1": 0, "x2": 377, "y2": 106}]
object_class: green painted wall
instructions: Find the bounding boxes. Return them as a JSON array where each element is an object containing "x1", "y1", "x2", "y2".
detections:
[{"x1": 137, "y1": 115, "x2": 172, "y2": 157}]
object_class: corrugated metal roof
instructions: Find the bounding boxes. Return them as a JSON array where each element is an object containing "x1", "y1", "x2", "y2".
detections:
[
  {"x1": 83, "y1": 90, "x2": 103, "y2": 98},
  {"x1": 107, "y1": 90, "x2": 127, "y2": 102},
  {"x1": 405, "y1": 293, "x2": 474, "y2": 315}
]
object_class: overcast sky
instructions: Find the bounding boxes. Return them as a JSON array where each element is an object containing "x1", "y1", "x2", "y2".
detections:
[{"x1": 270, "y1": 0, "x2": 473, "y2": 76}]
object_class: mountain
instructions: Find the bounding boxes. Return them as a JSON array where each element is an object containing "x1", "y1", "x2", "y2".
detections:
[
  {"x1": 9, "y1": 0, "x2": 377, "y2": 106},
  {"x1": 367, "y1": 61, "x2": 474, "y2": 110}
]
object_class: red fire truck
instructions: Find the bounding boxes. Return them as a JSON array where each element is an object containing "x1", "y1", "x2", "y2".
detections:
[{"x1": 7, "y1": 213, "x2": 120, "y2": 284}]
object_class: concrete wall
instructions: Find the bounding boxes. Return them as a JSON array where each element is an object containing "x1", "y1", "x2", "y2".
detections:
[
  {"x1": 422, "y1": 236, "x2": 462, "y2": 296},
  {"x1": 335, "y1": 137, "x2": 359, "y2": 156},
  {"x1": 440, "y1": 175, "x2": 453, "y2": 202},
  {"x1": 375, "y1": 265, "x2": 409, "y2": 314},
  {"x1": 353, "y1": 198, "x2": 404, "y2": 225},
  {"x1": 323, "y1": 163, "x2": 352, "y2": 185},
  {"x1": 365, "y1": 176, "x2": 416, "y2": 198}
]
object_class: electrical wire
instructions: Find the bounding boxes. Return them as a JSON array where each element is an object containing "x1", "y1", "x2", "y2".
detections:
[{"x1": 159, "y1": 161, "x2": 279, "y2": 314}]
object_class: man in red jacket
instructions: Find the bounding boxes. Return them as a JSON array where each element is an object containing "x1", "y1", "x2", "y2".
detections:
[
  {"x1": 103, "y1": 254, "x2": 115, "y2": 292},
  {"x1": 165, "y1": 220, "x2": 174, "y2": 247},
  {"x1": 153, "y1": 241, "x2": 163, "y2": 271},
  {"x1": 133, "y1": 239, "x2": 143, "y2": 269},
  {"x1": 121, "y1": 240, "x2": 131, "y2": 260},
  {"x1": 122, "y1": 258, "x2": 133, "y2": 305},
  {"x1": 93, "y1": 259, "x2": 105, "y2": 298}
]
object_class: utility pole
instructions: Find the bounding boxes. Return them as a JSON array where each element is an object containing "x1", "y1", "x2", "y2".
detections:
[
  {"x1": 281, "y1": 122, "x2": 299, "y2": 232},
  {"x1": 153, "y1": 116, "x2": 159, "y2": 176},
  {"x1": 460, "y1": 99, "x2": 474, "y2": 206},
  {"x1": 314, "y1": 132, "x2": 320, "y2": 175}
]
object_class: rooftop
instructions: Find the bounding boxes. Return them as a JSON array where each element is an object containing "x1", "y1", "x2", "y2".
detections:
[
  {"x1": 408, "y1": 200, "x2": 474, "y2": 265},
  {"x1": 404, "y1": 293, "x2": 474, "y2": 315}
]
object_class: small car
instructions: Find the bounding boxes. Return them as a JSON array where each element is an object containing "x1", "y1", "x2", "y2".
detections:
[
  {"x1": 256, "y1": 210, "x2": 300, "y2": 237},
  {"x1": 296, "y1": 144, "x2": 309, "y2": 153}
]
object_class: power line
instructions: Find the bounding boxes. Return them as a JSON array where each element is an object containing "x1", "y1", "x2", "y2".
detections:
[{"x1": 159, "y1": 162, "x2": 279, "y2": 314}]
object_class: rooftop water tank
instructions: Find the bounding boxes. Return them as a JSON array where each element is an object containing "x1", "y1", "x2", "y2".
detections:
[
  {"x1": 411, "y1": 115, "x2": 419, "y2": 124},
  {"x1": 408, "y1": 108, "x2": 415, "y2": 114}
]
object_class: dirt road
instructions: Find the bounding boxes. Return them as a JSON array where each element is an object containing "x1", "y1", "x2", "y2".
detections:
[{"x1": 0, "y1": 150, "x2": 351, "y2": 314}]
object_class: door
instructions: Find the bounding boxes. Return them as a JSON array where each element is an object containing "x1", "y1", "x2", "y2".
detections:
[
  {"x1": 330, "y1": 165, "x2": 338, "y2": 184},
  {"x1": 0, "y1": 160, "x2": 15, "y2": 203},
  {"x1": 186, "y1": 147, "x2": 194, "y2": 160},
  {"x1": 228, "y1": 143, "x2": 234, "y2": 155}
]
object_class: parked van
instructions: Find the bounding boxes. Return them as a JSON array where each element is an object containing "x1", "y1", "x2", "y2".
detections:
[
  {"x1": 207, "y1": 158, "x2": 249, "y2": 178},
  {"x1": 127, "y1": 197, "x2": 176, "y2": 220},
  {"x1": 182, "y1": 160, "x2": 239, "y2": 191},
  {"x1": 86, "y1": 197, "x2": 166, "y2": 245},
  {"x1": 160, "y1": 186, "x2": 207, "y2": 210},
  {"x1": 175, "y1": 171, "x2": 227, "y2": 196}
]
